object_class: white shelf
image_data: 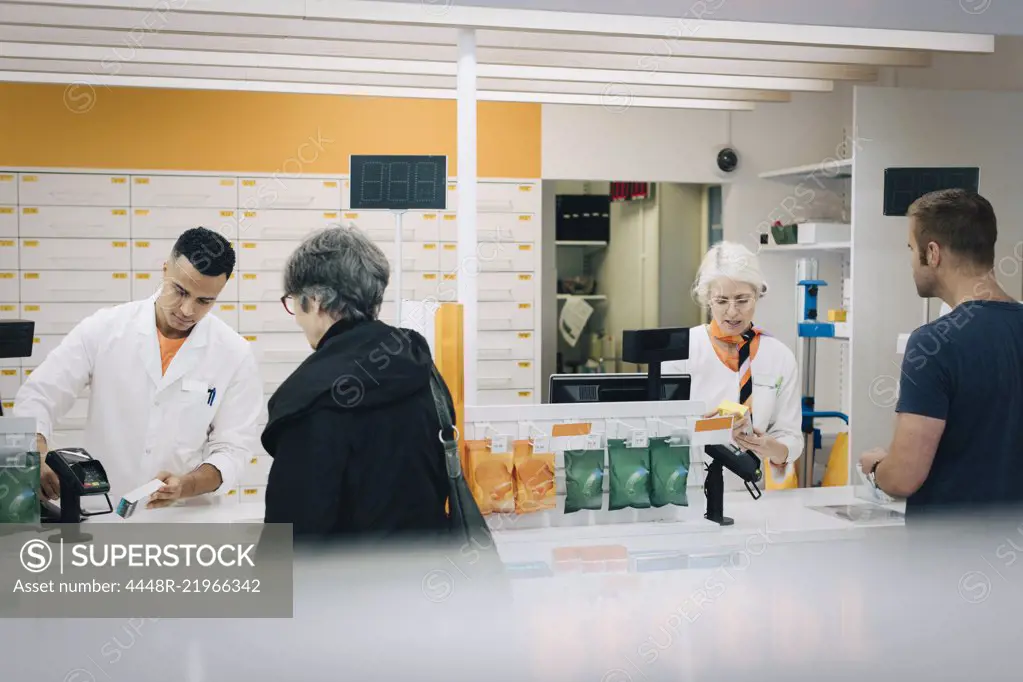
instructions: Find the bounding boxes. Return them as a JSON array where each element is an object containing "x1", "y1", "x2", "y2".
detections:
[
  {"x1": 556, "y1": 240, "x2": 608, "y2": 248},
  {"x1": 759, "y1": 241, "x2": 850, "y2": 253},
  {"x1": 557, "y1": 294, "x2": 608, "y2": 301},
  {"x1": 759, "y1": 158, "x2": 852, "y2": 181}
]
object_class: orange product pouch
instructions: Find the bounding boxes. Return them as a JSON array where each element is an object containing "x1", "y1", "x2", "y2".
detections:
[
  {"x1": 467, "y1": 439, "x2": 515, "y2": 514},
  {"x1": 513, "y1": 440, "x2": 557, "y2": 514}
]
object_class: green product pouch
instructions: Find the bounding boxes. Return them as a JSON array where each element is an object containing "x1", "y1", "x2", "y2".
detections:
[
  {"x1": 649, "y1": 436, "x2": 690, "y2": 508},
  {"x1": 607, "y1": 438, "x2": 652, "y2": 511},
  {"x1": 564, "y1": 449, "x2": 605, "y2": 513},
  {"x1": 0, "y1": 451, "x2": 41, "y2": 524}
]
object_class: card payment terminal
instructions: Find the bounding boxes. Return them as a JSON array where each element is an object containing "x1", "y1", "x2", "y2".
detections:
[{"x1": 42, "y1": 448, "x2": 113, "y2": 539}]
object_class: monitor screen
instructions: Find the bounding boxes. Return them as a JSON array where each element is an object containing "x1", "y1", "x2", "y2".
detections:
[
  {"x1": 548, "y1": 373, "x2": 691, "y2": 404},
  {"x1": 350, "y1": 155, "x2": 448, "y2": 211}
]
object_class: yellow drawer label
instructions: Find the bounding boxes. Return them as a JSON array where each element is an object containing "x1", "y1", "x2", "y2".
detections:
[
  {"x1": 23, "y1": 305, "x2": 39, "y2": 311},
  {"x1": 423, "y1": 274, "x2": 438, "y2": 281},
  {"x1": 136, "y1": 273, "x2": 150, "y2": 279},
  {"x1": 344, "y1": 212, "x2": 358, "y2": 219},
  {"x1": 112, "y1": 209, "x2": 127, "y2": 216},
  {"x1": 0, "y1": 174, "x2": 12, "y2": 182},
  {"x1": 443, "y1": 274, "x2": 456, "y2": 281},
  {"x1": 518, "y1": 303, "x2": 531, "y2": 309},
  {"x1": 243, "y1": 488, "x2": 259, "y2": 496},
  {"x1": 220, "y1": 210, "x2": 234, "y2": 217},
  {"x1": 443, "y1": 214, "x2": 456, "y2": 221},
  {"x1": 518, "y1": 215, "x2": 532, "y2": 221},
  {"x1": 22, "y1": 175, "x2": 38, "y2": 182},
  {"x1": 221, "y1": 179, "x2": 235, "y2": 186},
  {"x1": 443, "y1": 244, "x2": 456, "y2": 250},
  {"x1": 134, "y1": 177, "x2": 150, "y2": 184},
  {"x1": 226, "y1": 489, "x2": 237, "y2": 496},
  {"x1": 22, "y1": 240, "x2": 38, "y2": 247},
  {"x1": 220, "y1": 304, "x2": 236, "y2": 311},
  {"x1": 23, "y1": 369, "x2": 32, "y2": 376},
  {"x1": 112, "y1": 241, "x2": 127, "y2": 247},
  {"x1": 112, "y1": 273, "x2": 128, "y2": 279},
  {"x1": 244, "y1": 335, "x2": 257, "y2": 342},
  {"x1": 448, "y1": 184, "x2": 456, "y2": 191},
  {"x1": 112, "y1": 177, "x2": 127, "y2": 184},
  {"x1": 23, "y1": 273, "x2": 38, "y2": 279},
  {"x1": 323, "y1": 212, "x2": 338, "y2": 219},
  {"x1": 243, "y1": 180, "x2": 256, "y2": 187},
  {"x1": 0, "y1": 273, "x2": 15, "y2": 279},
  {"x1": 518, "y1": 391, "x2": 532, "y2": 398},
  {"x1": 423, "y1": 214, "x2": 437, "y2": 221},
  {"x1": 243, "y1": 304, "x2": 257, "y2": 311},
  {"x1": 135, "y1": 241, "x2": 150, "y2": 247},
  {"x1": 22, "y1": 208, "x2": 38, "y2": 215},
  {"x1": 519, "y1": 185, "x2": 533, "y2": 192},
  {"x1": 243, "y1": 273, "x2": 257, "y2": 280},
  {"x1": 244, "y1": 211, "x2": 257, "y2": 218},
  {"x1": 519, "y1": 244, "x2": 532, "y2": 251},
  {"x1": 33, "y1": 338, "x2": 39, "y2": 344},
  {"x1": 250, "y1": 457, "x2": 259, "y2": 465},
  {"x1": 242, "y1": 242, "x2": 256, "y2": 249},
  {"x1": 0, "y1": 240, "x2": 14, "y2": 247},
  {"x1": 0, "y1": 304, "x2": 15, "y2": 311},
  {"x1": 518, "y1": 362, "x2": 531, "y2": 368},
  {"x1": 518, "y1": 274, "x2": 532, "y2": 281},
  {"x1": 0, "y1": 208, "x2": 12, "y2": 214},
  {"x1": 134, "y1": 209, "x2": 149, "y2": 216},
  {"x1": 518, "y1": 332, "x2": 532, "y2": 339},
  {"x1": 2, "y1": 402, "x2": 12, "y2": 410},
  {"x1": 423, "y1": 244, "x2": 437, "y2": 250},
  {"x1": 1, "y1": 369, "x2": 16, "y2": 376},
  {"x1": 323, "y1": 181, "x2": 338, "y2": 188}
]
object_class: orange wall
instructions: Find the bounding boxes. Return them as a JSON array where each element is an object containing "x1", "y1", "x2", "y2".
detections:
[{"x1": 0, "y1": 83, "x2": 541, "y2": 178}]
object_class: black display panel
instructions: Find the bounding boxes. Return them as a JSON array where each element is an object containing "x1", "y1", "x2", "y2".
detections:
[
  {"x1": 883, "y1": 167, "x2": 980, "y2": 216},
  {"x1": 350, "y1": 155, "x2": 448, "y2": 210}
]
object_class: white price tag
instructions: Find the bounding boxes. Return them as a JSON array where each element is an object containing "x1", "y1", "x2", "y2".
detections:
[
  {"x1": 531, "y1": 435, "x2": 550, "y2": 453},
  {"x1": 489, "y1": 435, "x2": 510, "y2": 454},
  {"x1": 630, "y1": 430, "x2": 649, "y2": 449},
  {"x1": 584, "y1": 433, "x2": 602, "y2": 450}
]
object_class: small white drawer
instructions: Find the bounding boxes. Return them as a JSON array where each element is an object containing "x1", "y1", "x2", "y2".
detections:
[
  {"x1": 403, "y1": 212, "x2": 446, "y2": 242},
  {"x1": 477, "y1": 330, "x2": 535, "y2": 361},
  {"x1": 131, "y1": 239, "x2": 177, "y2": 271},
  {"x1": 474, "y1": 389, "x2": 537, "y2": 406},
  {"x1": 240, "y1": 302, "x2": 296, "y2": 333},
  {"x1": 477, "y1": 360, "x2": 536, "y2": 390},
  {"x1": 132, "y1": 208, "x2": 239, "y2": 240},
  {"x1": 238, "y1": 240, "x2": 300, "y2": 271},
  {"x1": 0, "y1": 173, "x2": 15, "y2": 205},
  {"x1": 339, "y1": 210, "x2": 397, "y2": 242},
  {"x1": 237, "y1": 209, "x2": 340, "y2": 240},
  {"x1": 243, "y1": 333, "x2": 312, "y2": 364},
  {"x1": 477, "y1": 301, "x2": 535, "y2": 331},
  {"x1": 239, "y1": 177, "x2": 341, "y2": 211},
  {"x1": 19, "y1": 206, "x2": 130, "y2": 239},
  {"x1": 20, "y1": 172, "x2": 130, "y2": 207},
  {"x1": 0, "y1": 207, "x2": 15, "y2": 238},
  {"x1": 437, "y1": 272, "x2": 536, "y2": 303},
  {"x1": 21, "y1": 271, "x2": 131, "y2": 303},
  {"x1": 441, "y1": 242, "x2": 536, "y2": 273},
  {"x1": 238, "y1": 272, "x2": 284, "y2": 303},
  {"x1": 0, "y1": 239, "x2": 17, "y2": 270},
  {"x1": 382, "y1": 272, "x2": 441, "y2": 303},
  {"x1": 443, "y1": 213, "x2": 536, "y2": 243},
  {"x1": 132, "y1": 175, "x2": 237, "y2": 208},
  {"x1": 20, "y1": 238, "x2": 131, "y2": 271},
  {"x1": 0, "y1": 366, "x2": 21, "y2": 400},
  {"x1": 479, "y1": 181, "x2": 539, "y2": 213},
  {"x1": 377, "y1": 241, "x2": 441, "y2": 272},
  {"x1": 0, "y1": 272, "x2": 16, "y2": 300},
  {"x1": 20, "y1": 302, "x2": 109, "y2": 335},
  {"x1": 0, "y1": 303, "x2": 18, "y2": 320},
  {"x1": 212, "y1": 303, "x2": 240, "y2": 332}
]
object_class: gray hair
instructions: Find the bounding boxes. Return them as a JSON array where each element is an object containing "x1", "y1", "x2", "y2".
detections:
[
  {"x1": 283, "y1": 224, "x2": 390, "y2": 321},
  {"x1": 692, "y1": 241, "x2": 768, "y2": 307}
]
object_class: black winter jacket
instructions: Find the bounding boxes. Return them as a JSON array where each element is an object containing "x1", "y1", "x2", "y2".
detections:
[{"x1": 261, "y1": 318, "x2": 454, "y2": 542}]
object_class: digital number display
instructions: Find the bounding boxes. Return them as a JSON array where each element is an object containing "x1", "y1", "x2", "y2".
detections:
[
  {"x1": 883, "y1": 167, "x2": 980, "y2": 217},
  {"x1": 350, "y1": 155, "x2": 447, "y2": 210}
]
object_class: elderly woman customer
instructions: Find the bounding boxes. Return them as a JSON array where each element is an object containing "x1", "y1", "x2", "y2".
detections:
[
  {"x1": 662, "y1": 241, "x2": 803, "y2": 489},
  {"x1": 261, "y1": 225, "x2": 454, "y2": 541}
]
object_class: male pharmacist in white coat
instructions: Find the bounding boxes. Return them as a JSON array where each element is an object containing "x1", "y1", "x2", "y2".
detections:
[{"x1": 14, "y1": 227, "x2": 263, "y2": 507}]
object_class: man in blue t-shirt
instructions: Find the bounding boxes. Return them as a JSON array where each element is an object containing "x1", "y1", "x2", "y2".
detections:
[{"x1": 859, "y1": 188, "x2": 1023, "y2": 518}]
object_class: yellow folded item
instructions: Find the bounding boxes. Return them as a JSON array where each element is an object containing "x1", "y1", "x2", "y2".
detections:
[
  {"x1": 715, "y1": 400, "x2": 749, "y2": 418},
  {"x1": 828, "y1": 309, "x2": 847, "y2": 322}
]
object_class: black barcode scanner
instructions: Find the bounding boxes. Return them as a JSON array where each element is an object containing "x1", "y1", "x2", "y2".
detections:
[{"x1": 704, "y1": 444, "x2": 764, "y2": 526}]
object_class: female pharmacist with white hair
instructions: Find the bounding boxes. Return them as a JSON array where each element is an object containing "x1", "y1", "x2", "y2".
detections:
[{"x1": 662, "y1": 241, "x2": 803, "y2": 489}]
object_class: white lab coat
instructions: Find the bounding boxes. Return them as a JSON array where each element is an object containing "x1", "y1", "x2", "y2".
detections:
[
  {"x1": 13, "y1": 296, "x2": 264, "y2": 501},
  {"x1": 662, "y1": 325, "x2": 803, "y2": 489}
]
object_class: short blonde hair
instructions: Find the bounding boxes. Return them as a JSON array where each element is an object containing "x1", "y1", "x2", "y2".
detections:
[{"x1": 691, "y1": 241, "x2": 768, "y2": 306}]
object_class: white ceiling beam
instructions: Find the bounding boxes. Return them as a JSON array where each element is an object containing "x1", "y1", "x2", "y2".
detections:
[
  {"x1": 0, "y1": 70, "x2": 758, "y2": 110},
  {"x1": 10, "y1": 0, "x2": 993, "y2": 52},
  {"x1": 0, "y1": 3, "x2": 933, "y2": 66},
  {"x1": 0, "y1": 56, "x2": 792, "y2": 101},
  {"x1": 0, "y1": 42, "x2": 833, "y2": 90},
  {"x1": 0, "y1": 26, "x2": 877, "y2": 80}
]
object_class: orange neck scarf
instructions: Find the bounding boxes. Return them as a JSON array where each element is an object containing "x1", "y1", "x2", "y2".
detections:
[{"x1": 708, "y1": 320, "x2": 764, "y2": 372}]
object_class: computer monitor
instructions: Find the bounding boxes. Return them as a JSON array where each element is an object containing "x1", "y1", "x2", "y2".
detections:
[{"x1": 548, "y1": 373, "x2": 691, "y2": 404}]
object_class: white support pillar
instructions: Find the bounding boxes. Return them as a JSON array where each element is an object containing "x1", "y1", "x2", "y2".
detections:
[{"x1": 457, "y1": 28, "x2": 478, "y2": 406}]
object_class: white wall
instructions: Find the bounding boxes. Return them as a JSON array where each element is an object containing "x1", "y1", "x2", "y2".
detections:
[
  {"x1": 890, "y1": 36, "x2": 1023, "y2": 91},
  {"x1": 657, "y1": 182, "x2": 704, "y2": 328},
  {"x1": 849, "y1": 86, "x2": 1023, "y2": 464}
]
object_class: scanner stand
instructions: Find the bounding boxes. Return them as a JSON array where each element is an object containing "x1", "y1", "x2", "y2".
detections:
[{"x1": 703, "y1": 460, "x2": 733, "y2": 526}]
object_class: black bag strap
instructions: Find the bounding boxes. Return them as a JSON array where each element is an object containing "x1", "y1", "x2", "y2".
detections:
[{"x1": 427, "y1": 365, "x2": 462, "y2": 481}]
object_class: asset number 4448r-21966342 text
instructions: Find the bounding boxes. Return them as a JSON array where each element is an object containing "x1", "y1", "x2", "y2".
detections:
[{"x1": 123, "y1": 579, "x2": 261, "y2": 593}]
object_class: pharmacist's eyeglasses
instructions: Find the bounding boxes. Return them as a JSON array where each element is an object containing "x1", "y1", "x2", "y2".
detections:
[
  {"x1": 710, "y1": 296, "x2": 755, "y2": 311},
  {"x1": 281, "y1": 295, "x2": 296, "y2": 316}
]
